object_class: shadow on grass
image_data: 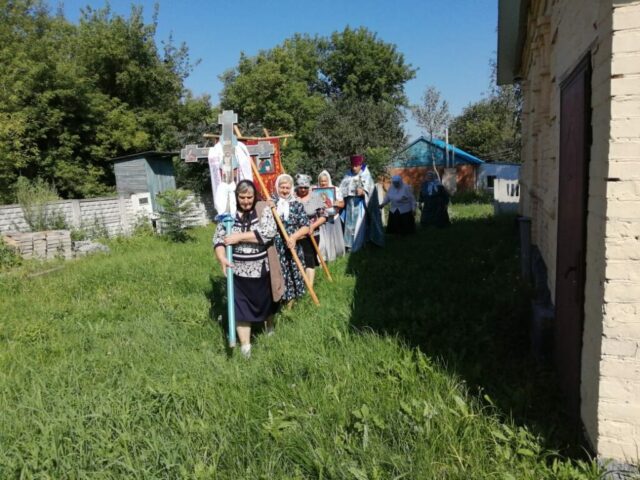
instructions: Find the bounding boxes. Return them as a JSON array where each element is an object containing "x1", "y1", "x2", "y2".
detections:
[
  {"x1": 208, "y1": 274, "x2": 235, "y2": 357},
  {"x1": 346, "y1": 212, "x2": 584, "y2": 455}
]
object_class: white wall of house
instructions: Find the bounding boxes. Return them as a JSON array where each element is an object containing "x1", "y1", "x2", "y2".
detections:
[
  {"x1": 517, "y1": 0, "x2": 640, "y2": 462},
  {"x1": 477, "y1": 163, "x2": 520, "y2": 191}
]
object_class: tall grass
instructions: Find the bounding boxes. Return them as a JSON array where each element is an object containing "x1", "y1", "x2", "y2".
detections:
[{"x1": 0, "y1": 206, "x2": 601, "y2": 479}]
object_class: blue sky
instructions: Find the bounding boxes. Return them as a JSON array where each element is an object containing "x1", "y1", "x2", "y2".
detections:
[{"x1": 55, "y1": 0, "x2": 498, "y2": 139}]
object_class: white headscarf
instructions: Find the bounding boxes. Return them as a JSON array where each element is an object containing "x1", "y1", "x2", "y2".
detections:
[
  {"x1": 275, "y1": 174, "x2": 294, "y2": 221},
  {"x1": 318, "y1": 170, "x2": 333, "y2": 186}
]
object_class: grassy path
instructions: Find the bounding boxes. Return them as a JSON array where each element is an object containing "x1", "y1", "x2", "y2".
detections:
[{"x1": 0, "y1": 205, "x2": 600, "y2": 479}]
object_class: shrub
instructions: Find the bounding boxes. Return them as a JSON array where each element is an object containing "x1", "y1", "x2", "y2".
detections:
[
  {"x1": 131, "y1": 215, "x2": 155, "y2": 237},
  {"x1": 156, "y1": 189, "x2": 195, "y2": 242},
  {"x1": 0, "y1": 237, "x2": 21, "y2": 270},
  {"x1": 15, "y1": 177, "x2": 68, "y2": 231}
]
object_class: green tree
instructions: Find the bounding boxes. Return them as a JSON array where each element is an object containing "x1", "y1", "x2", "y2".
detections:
[
  {"x1": 305, "y1": 98, "x2": 406, "y2": 177},
  {"x1": 449, "y1": 61, "x2": 522, "y2": 162},
  {"x1": 219, "y1": 34, "x2": 327, "y2": 167},
  {"x1": 219, "y1": 27, "x2": 415, "y2": 173},
  {"x1": 0, "y1": 2, "x2": 212, "y2": 202},
  {"x1": 323, "y1": 27, "x2": 416, "y2": 104}
]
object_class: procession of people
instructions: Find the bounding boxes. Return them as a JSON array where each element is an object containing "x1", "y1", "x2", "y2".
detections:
[{"x1": 213, "y1": 152, "x2": 449, "y2": 357}]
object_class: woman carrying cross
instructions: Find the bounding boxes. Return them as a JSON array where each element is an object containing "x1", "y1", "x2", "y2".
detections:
[
  {"x1": 269, "y1": 174, "x2": 310, "y2": 305},
  {"x1": 213, "y1": 180, "x2": 284, "y2": 358}
]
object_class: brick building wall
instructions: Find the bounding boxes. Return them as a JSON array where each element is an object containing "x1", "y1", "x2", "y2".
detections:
[
  {"x1": 597, "y1": 0, "x2": 640, "y2": 459},
  {"x1": 519, "y1": 0, "x2": 640, "y2": 461}
]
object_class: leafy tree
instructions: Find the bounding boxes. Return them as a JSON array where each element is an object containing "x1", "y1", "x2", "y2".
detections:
[
  {"x1": 219, "y1": 27, "x2": 415, "y2": 173},
  {"x1": 0, "y1": 2, "x2": 213, "y2": 202},
  {"x1": 219, "y1": 34, "x2": 327, "y2": 158},
  {"x1": 323, "y1": 27, "x2": 416, "y2": 104},
  {"x1": 305, "y1": 98, "x2": 406, "y2": 177},
  {"x1": 412, "y1": 86, "x2": 451, "y2": 140},
  {"x1": 449, "y1": 61, "x2": 522, "y2": 162}
]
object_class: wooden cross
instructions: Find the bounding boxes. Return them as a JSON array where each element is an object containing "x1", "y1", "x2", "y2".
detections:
[{"x1": 180, "y1": 144, "x2": 209, "y2": 163}]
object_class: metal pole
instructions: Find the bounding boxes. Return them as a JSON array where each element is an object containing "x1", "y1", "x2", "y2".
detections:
[
  {"x1": 445, "y1": 127, "x2": 449, "y2": 169},
  {"x1": 224, "y1": 216, "x2": 236, "y2": 347}
]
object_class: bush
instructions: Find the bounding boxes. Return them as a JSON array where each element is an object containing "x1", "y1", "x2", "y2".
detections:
[
  {"x1": 131, "y1": 215, "x2": 155, "y2": 237},
  {"x1": 0, "y1": 237, "x2": 22, "y2": 270},
  {"x1": 451, "y1": 189, "x2": 493, "y2": 205},
  {"x1": 15, "y1": 177, "x2": 68, "y2": 231},
  {"x1": 156, "y1": 189, "x2": 196, "y2": 242}
]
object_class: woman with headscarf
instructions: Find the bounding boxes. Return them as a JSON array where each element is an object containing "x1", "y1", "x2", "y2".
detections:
[
  {"x1": 380, "y1": 175, "x2": 416, "y2": 234},
  {"x1": 316, "y1": 170, "x2": 346, "y2": 262},
  {"x1": 420, "y1": 170, "x2": 450, "y2": 228},
  {"x1": 213, "y1": 180, "x2": 283, "y2": 358},
  {"x1": 270, "y1": 174, "x2": 310, "y2": 303},
  {"x1": 294, "y1": 173, "x2": 328, "y2": 287}
]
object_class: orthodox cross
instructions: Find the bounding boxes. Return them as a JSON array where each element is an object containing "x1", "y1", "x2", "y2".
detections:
[
  {"x1": 247, "y1": 140, "x2": 275, "y2": 165},
  {"x1": 180, "y1": 144, "x2": 209, "y2": 163}
]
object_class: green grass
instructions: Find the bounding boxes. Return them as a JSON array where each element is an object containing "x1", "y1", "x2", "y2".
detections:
[{"x1": 0, "y1": 206, "x2": 602, "y2": 479}]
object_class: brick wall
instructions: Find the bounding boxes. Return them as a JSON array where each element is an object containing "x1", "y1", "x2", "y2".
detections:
[
  {"x1": 597, "y1": 0, "x2": 640, "y2": 460},
  {"x1": 519, "y1": 0, "x2": 640, "y2": 462}
]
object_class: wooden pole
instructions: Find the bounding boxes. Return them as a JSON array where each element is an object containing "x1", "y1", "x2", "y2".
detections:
[
  {"x1": 203, "y1": 133, "x2": 294, "y2": 141},
  {"x1": 248, "y1": 160, "x2": 320, "y2": 306},
  {"x1": 308, "y1": 232, "x2": 333, "y2": 282}
]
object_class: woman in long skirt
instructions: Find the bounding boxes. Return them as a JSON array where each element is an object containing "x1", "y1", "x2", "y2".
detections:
[
  {"x1": 380, "y1": 175, "x2": 416, "y2": 234},
  {"x1": 294, "y1": 173, "x2": 328, "y2": 287},
  {"x1": 213, "y1": 180, "x2": 280, "y2": 358},
  {"x1": 316, "y1": 170, "x2": 346, "y2": 262},
  {"x1": 271, "y1": 174, "x2": 310, "y2": 304}
]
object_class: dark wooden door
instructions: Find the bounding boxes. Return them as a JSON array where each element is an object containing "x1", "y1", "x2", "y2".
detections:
[{"x1": 555, "y1": 55, "x2": 591, "y2": 421}]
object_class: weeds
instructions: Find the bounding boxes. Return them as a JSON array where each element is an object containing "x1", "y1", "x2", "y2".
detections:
[
  {"x1": 15, "y1": 176, "x2": 68, "y2": 231},
  {"x1": 0, "y1": 206, "x2": 603, "y2": 478},
  {"x1": 0, "y1": 237, "x2": 22, "y2": 270}
]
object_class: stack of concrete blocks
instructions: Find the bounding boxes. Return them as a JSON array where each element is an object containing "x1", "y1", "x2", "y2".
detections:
[{"x1": 2, "y1": 230, "x2": 73, "y2": 260}]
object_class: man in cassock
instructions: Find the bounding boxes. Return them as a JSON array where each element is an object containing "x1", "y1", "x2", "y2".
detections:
[{"x1": 340, "y1": 154, "x2": 384, "y2": 252}]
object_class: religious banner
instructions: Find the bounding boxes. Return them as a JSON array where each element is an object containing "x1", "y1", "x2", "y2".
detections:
[{"x1": 244, "y1": 138, "x2": 283, "y2": 197}]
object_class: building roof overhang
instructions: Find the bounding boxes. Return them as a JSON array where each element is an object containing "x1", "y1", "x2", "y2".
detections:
[{"x1": 497, "y1": 0, "x2": 530, "y2": 85}]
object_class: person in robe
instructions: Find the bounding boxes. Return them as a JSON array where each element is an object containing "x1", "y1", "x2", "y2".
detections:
[
  {"x1": 316, "y1": 170, "x2": 346, "y2": 262},
  {"x1": 380, "y1": 175, "x2": 416, "y2": 234},
  {"x1": 294, "y1": 174, "x2": 328, "y2": 287},
  {"x1": 270, "y1": 174, "x2": 310, "y2": 304},
  {"x1": 419, "y1": 170, "x2": 450, "y2": 228},
  {"x1": 213, "y1": 180, "x2": 283, "y2": 358},
  {"x1": 339, "y1": 155, "x2": 384, "y2": 252}
]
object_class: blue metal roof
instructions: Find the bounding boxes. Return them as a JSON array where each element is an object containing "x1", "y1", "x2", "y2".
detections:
[{"x1": 391, "y1": 136, "x2": 484, "y2": 168}]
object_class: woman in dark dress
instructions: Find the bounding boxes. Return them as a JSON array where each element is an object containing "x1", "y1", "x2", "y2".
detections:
[
  {"x1": 213, "y1": 180, "x2": 279, "y2": 358},
  {"x1": 420, "y1": 171, "x2": 450, "y2": 228},
  {"x1": 294, "y1": 173, "x2": 327, "y2": 288},
  {"x1": 271, "y1": 174, "x2": 310, "y2": 304}
]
